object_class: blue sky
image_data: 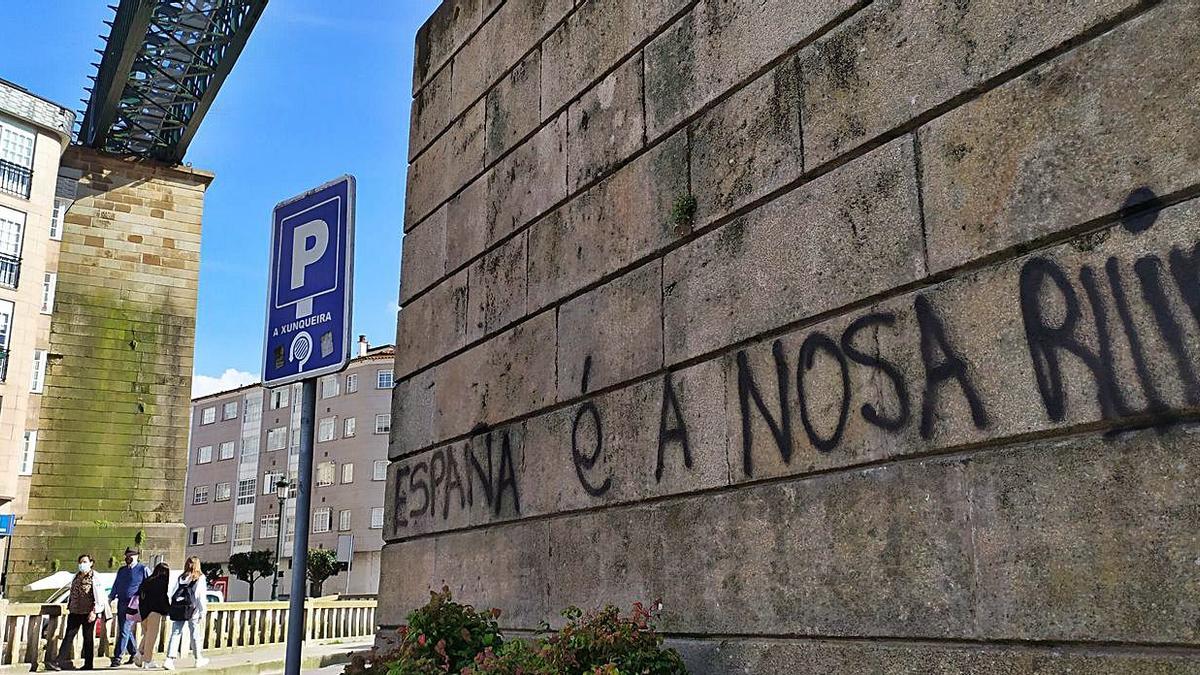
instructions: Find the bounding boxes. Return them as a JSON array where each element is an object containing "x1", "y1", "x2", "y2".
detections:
[{"x1": 0, "y1": 1, "x2": 439, "y2": 395}]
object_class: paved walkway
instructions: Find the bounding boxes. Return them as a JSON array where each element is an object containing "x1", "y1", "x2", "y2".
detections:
[{"x1": 50, "y1": 641, "x2": 369, "y2": 675}]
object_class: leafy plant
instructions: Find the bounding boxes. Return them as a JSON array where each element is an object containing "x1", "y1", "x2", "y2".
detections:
[
  {"x1": 306, "y1": 548, "x2": 341, "y2": 596},
  {"x1": 201, "y1": 562, "x2": 224, "y2": 587},
  {"x1": 228, "y1": 550, "x2": 274, "y2": 601},
  {"x1": 669, "y1": 194, "x2": 697, "y2": 235}
]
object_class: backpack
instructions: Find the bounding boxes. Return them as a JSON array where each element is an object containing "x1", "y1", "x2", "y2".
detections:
[{"x1": 169, "y1": 577, "x2": 195, "y2": 621}]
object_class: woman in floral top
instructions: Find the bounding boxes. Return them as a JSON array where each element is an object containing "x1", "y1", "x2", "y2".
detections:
[{"x1": 48, "y1": 554, "x2": 110, "y2": 671}]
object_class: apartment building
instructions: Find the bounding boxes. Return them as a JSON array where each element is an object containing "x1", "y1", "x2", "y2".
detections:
[
  {"x1": 185, "y1": 339, "x2": 394, "y2": 600},
  {"x1": 0, "y1": 79, "x2": 73, "y2": 521}
]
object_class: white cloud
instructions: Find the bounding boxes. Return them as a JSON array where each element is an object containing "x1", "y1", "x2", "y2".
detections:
[{"x1": 192, "y1": 369, "x2": 259, "y2": 398}]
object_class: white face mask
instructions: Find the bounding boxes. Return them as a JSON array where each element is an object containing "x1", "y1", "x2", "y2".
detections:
[{"x1": 78, "y1": 562, "x2": 92, "y2": 573}]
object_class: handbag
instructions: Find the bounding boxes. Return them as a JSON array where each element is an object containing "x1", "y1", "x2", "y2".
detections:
[{"x1": 126, "y1": 594, "x2": 142, "y2": 623}]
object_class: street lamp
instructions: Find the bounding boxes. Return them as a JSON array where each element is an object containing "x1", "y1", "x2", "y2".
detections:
[{"x1": 271, "y1": 478, "x2": 292, "y2": 601}]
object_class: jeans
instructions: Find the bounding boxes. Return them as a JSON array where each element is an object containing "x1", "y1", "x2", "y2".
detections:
[
  {"x1": 114, "y1": 602, "x2": 138, "y2": 660},
  {"x1": 56, "y1": 613, "x2": 95, "y2": 668},
  {"x1": 166, "y1": 615, "x2": 204, "y2": 661}
]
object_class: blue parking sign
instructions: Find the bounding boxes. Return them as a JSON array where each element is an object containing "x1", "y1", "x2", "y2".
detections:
[{"x1": 262, "y1": 176, "x2": 355, "y2": 387}]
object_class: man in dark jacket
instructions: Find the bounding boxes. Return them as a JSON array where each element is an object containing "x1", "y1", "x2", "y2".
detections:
[{"x1": 108, "y1": 547, "x2": 150, "y2": 667}]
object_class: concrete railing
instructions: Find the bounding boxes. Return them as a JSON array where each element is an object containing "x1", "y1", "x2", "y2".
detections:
[{"x1": 0, "y1": 599, "x2": 376, "y2": 667}]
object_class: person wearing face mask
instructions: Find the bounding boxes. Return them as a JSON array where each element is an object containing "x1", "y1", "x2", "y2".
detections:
[
  {"x1": 109, "y1": 547, "x2": 150, "y2": 667},
  {"x1": 47, "y1": 555, "x2": 109, "y2": 671}
]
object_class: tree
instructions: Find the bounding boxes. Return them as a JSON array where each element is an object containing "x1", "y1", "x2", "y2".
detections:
[
  {"x1": 228, "y1": 550, "x2": 274, "y2": 601},
  {"x1": 200, "y1": 562, "x2": 224, "y2": 587},
  {"x1": 306, "y1": 548, "x2": 341, "y2": 597}
]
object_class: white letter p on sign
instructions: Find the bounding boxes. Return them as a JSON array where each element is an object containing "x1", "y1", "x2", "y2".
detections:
[{"x1": 291, "y1": 219, "x2": 329, "y2": 290}]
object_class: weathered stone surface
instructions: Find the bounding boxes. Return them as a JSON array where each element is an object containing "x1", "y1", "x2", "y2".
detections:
[
  {"x1": 376, "y1": 539, "x2": 439, "y2": 626},
  {"x1": 412, "y1": 0, "x2": 483, "y2": 93},
  {"x1": 567, "y1": 53, "x2": 645, "y2": 193},
  {"x1": 919, "y1": 1, "x2": 1200, "y2": 273},
  {"x1": 542, "y1": 0, "x2": 690, "y2": 116},
  {"x1": 398, "y1": 205, "x2": 447, "y2": 304},
  {"x1": 674, "y1": 639, "x2": 1200, "y2": 675},
  {"x1": 644, "y1": 0, "x2": 853, "y2": 140},
  {"x1": 689, "y1": 56, "x2": 803, "y2": 226},
  {"x1": 394, "y1": 269, "x2": 468, "y2": 380},
  {"x1": 556, "y1": 260, "x2": 662, "y2": 400},
  {"x1": 409, "y1": 63, "x2": 454, "y2": 161},
  {"x1": 486, "y1": 113, "x2": 567, "y2": 246},
  {"x1": 527, "y1": 132, "x2": 688, "y2": 311},
  {"x1": 444, "y1": 177, "x2": 487, "y2": 272},
  {"x1": 390, "y1": 367, "x2": 438, "y2": 459},
  {"x1": 485, "y1": 49, "x2": 542, "y2": 164},
  {"x1": 970, "y1": 428, "x2": 1200, "y2": 644},
  {"x1": 799, "y1": 0, "x2": 1136, "y2": 168},
  {"x1": 434, "y1": 311, "x2": 557, "y2": 444},
  {"x1": 451, "y1": 0, "x2": 572, "y2": 116},
  {"x1": 405, "y1": 101, "x2": 485, "y2": 229},
  {"x1": 467, "y1": 232, "x2": 527, "y2": 340},
  {"x1": 663, "y1": 136, "x2": 924, "y2": 365}
]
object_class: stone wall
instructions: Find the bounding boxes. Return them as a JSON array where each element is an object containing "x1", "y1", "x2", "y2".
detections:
[
  {"x1": 8, "y1": 146, "x2": 210, "y2": 595},
  {"x1": 383, "y1": 1, "x2": 1200, "y2": 671}
]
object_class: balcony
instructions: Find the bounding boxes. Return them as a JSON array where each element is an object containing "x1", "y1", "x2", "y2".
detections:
[
  {"x1": 0, "y1": 253, "x2": 20, "y2": 289},
  {"x1": 0, "y1": 160, "x2": 31, "y2": 200}
]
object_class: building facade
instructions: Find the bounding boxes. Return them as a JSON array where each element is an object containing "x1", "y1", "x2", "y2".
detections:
[{"x1": 185, "y1": 340, "x2": 394, "y2": 600}]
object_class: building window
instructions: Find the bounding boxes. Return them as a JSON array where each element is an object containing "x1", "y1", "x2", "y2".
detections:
[
  {"x1": 30, "y1": 349, "x2": 46, "y2": 393},
  {"x1": 343, "y1": 417, "x2": 356, "y2": 437},
  {"x1": 40, "y1": 272, "x2": 55, "y2": 314},
  {"x1": 373, "y1": 460, "x2": 387, "y2": 481},
  {"x1": 370, "y1": 507, "x2": 384, "y2": 530},
  {"x1": 377, "y1": 369, "x2": 394, "y2": 389},
  {"x1": 338, "y1": 510, "x2": 351, "y2": 532},
  {"x1": 236, "y1": 478, "x2": 256, "y2": 506},
  {"x1": 49, "y1": 197, "x2": 68, "y2": 241},
  {"x1": 316, "y1": 461, "x2": 335, "y2": 487},
  {"x1": 222, "y1": 401, "x2": 238, "y2": 420},
  {"x1": 196, "y1": 445, "x2": 212, "y2": 464},
  {"x1": 218, "y1": 441, "x2": 235, "y2": 461},
  {"x1": 192, "y1": 485, "x2": 209, "y2": 505},
  {"x1": 19, "y1": 430, "x2": 36, "y2": 475},
  {"x1": 320, "y1": 375, "x2": 339, "y2": 399},
  {"x1": 260, "y1": 514, "x2": 279, "y2": 539},
  {"x1": 346, "y1": 373, "x2": 358, "y2": 393},
  {"x1": 211, "y1": 524, "x2": 228, "y2": 544},
  {"x1": 233, "y1": 522, "x2": 252, "y2": 547},
  {"x1": 263, "y1": 471, "x2": 283, "y2": 494},
  {"x1": 241, "y1": 436, "x2": 260, "y2": 458},
  {"x1": 313, "y1": 508, "x2": 332, "y2": 533},
  {"x1": 189, "y1": 528, "x2": 205, "y2": 546},
  {"x1": 214, "y1": 482, "x2": 231, "y2": 502},
  {"x1": 200, "y1": 407, "x2": 216, "y2": 425},
  {"x1": 0, "y1": 121, "x2": 33, "y2": 199},
  {"x1": 375, "y1": 414, "x2": 391, "y2": 435},
  {"x1": 318, "y1": 416, "x2": 336, "y2": 442},
  {"x1": 270, "y1": 388, "x2": 289, "y2": 409},
  {"x1": 267, "y1": 427, "x2": 287, "y2": 451},
  {"x1": 0, "y1": 206, "x2": 25, "y2": 288},
  {"x1": 341, "y1": 462, "x2": 354, "y2": 484}
]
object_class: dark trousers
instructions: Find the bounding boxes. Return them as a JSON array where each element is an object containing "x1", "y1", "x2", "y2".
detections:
[
  {"x1": 114, "y1": 603, "x2": 137, "y2": 660},
  {"x1": 56, "y1": 613, "x2": 95, "y2": 668}
]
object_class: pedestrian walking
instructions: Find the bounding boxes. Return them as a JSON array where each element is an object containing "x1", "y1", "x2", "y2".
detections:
[
  {"x1": 135, "y1": 563, "x2": 171, "y2": 669},
  {"x1": 109, "y1": 547, "x2": 150, "y2": 667},
  {"x1": 47, "y1": 554, "x2": 109, "y2": 671},
  {"x1": 163, "y1": 557, "x2": 208, "y2": 670}
]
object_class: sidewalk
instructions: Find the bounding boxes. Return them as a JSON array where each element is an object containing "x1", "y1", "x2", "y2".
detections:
[{"x1": 41, "y1": 641, "x2": 369, "y2": 675}]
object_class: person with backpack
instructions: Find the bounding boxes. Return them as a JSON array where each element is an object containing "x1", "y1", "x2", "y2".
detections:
[
  {"x1": 46, "y1": 554, "x2": 109, "y2": 671},
  {"x1": 135, "y1": 563, "x2": 171, "y2": 668},
  {"x1": 164, "y1": 556, "x2": 208, "y2": 670},
  {"x1": 109, "y1": 547, "x2": 151, "y2": 667}
]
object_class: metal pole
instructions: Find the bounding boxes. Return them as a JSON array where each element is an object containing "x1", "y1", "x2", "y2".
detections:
[
  {"x1": 271, "y1": 490, "x2": 284, "y2": 601},
  {"x1": 284, "y1": 379, "x2": 316, "y2": 675}
]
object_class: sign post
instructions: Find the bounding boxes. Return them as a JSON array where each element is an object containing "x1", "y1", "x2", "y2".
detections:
[{"x1": 262, "y1": 176, "x2": 355, "y2": 675}]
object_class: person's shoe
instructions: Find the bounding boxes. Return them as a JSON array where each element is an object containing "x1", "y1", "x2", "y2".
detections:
[
  {"x1": 194, "y1": 657, "x2": 209, "y2": 669},
  {"x1": 133, "y1": 654, "x2": 143, "y2": 668},
  {"x1": 45, "y1": 662, "x2": 63, "y2": 671},
  {"x1": 110, "y1": 659, "x2": 122, "y2": 668},
  {"x1": 142, "y1": 662, "x2": 156, "y2": 670},
  {"x1": 162, "y1": 659, "x2": 175, "y2": 671},
  {"x1": 125, "y1": 656, "x2": 136, "y2": 666}
]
